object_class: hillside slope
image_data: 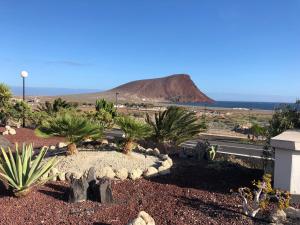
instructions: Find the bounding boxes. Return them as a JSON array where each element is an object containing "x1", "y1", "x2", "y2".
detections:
[{"x1": 47, "y1": 74, "x2": 213, "y2": 103}]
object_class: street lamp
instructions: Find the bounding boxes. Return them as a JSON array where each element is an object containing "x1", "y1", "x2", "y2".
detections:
[
  {"x1": 115, "y1": 92, "x2": 119, "y2": 107},
  {"x1": 20, "y1": 70, "x2": 28, "y2": 127}
]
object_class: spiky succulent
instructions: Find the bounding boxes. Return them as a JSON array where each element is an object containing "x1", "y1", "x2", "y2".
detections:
[{"x1": 0, "y1": 144, "x2": 57, "y2": 196}]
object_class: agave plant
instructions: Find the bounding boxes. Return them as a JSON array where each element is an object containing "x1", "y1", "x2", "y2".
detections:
[
  {"x1": 0, "y1": 144, "x2": 57, "y2": 197},
  {"x1": 116, "y1": 116, "x2": 151, "y2": 154},
  {"x1": 146, "y1": 106, "x2": 207, "y2": 145},
  {"x1": 36, "y1": 111, "x2": 103, "y2": 155}
]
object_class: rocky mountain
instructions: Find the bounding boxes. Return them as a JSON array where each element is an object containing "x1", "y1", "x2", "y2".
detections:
[
  {"x1": 48, "y1": 74, "x2": 213, "y2": 103},
  {"x1": 108, "y1": 74, "x2": 213, "y2": 103}
]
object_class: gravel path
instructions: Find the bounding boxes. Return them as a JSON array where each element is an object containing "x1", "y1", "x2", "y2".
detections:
[{"x1": 55, "y1": 149, "x2": 160, "y2": 174}]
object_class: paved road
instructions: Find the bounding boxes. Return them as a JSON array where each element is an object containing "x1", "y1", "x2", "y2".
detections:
[
  {"x1": 105, "y1": 129, "x2": 272, "y2": 159},
  {"x1": 181, "y1": 139, "x2": 268, "y2": 159}
]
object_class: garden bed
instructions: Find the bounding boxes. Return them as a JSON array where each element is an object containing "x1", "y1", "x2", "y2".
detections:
[
  {"x1": 0, "y1": 158, "x2": 271, "y2": 225},
  {"x1": 0, "y1": 127, "x2": 65, "y2": 148}
]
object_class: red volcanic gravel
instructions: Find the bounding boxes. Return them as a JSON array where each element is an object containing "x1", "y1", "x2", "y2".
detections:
[
  {"x1": 0, "y1": 127, "x2": 65, "y2": 149},
  {"x1": 0, "y1": 159, "x2": 269, "y2": 225}
]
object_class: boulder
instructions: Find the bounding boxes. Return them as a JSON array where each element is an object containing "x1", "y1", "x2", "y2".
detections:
[
  {"x1": 49, "y1": 168, "x2": 59, "y2": 181},
  {"x1": 285, "y1": 207, "x2": 300, "y2": 220},
  {"x1": 153, "y1": 148, "x2": 160, "y2": 156},
  {"x1": 146, "y1": 148, "x2": 153, "y2": 155},
  {"x1": 101, "y1": 139, "x2": 109, "y2": 145},
  {"x1": 158, "y1": 166, "x2": 171, "y2": 175},
  {"x1": 102, "y1": 166, "x2": 116, "y2": 179},
  {"x1": 127, "y1": 211, "x2": 155, "y2": 225},
  {"x1": 161, "y1": 160, "x2": 171, "y2": 169},
  {"x1": 159, "y1": 154, "x2": 169, "y2": 160},
  {"x1": 58, "y1": 142, "x2": 68, "y2": 149},
  {"x1": 129, "y1": 168, "x2": 143, "y2": 180},
  {"x1": 115, "y1": 168, "x2": 128, "y2": 180},
  {"x1": 69, "y1": 176, "x2": 89, "y2": 203},
  {"x1": 8, "y1": 128, "x2": 16, "y2": 135},
  {"x1": 143, "y1": 167, "x2": 159, "y2": 178},
  {"x1": 137, "y1": 145, "x2": 146, "y2": 153},
  {"x1": 71, "y1": 172, "x2": 82, "y2": 179},
  {"x1": 86, "y1": 167, "x2": 97, "y2": 183},
  {"x1": 138, "y1": 211, "x2": 155, "y2": 225},
  {"x1": 97, "y1": 178, "x2": 113, "y2": 204},
  {"x1": 4, "y1": 125, "x2": 11, "y2": 130},
  {"x1": 2, "y1": 130, "x2": 9, "y2": 136}
]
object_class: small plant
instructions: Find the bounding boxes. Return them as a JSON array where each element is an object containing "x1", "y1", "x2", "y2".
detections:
[
  {"x1": 206, "y1": 144, "x2": 218, "y2": 161},
  {"x1": 0, "y1": 144, "x2": 57, "y2": 197},
  {"x1": 36, "y1": 111, "x2": 102, "y2": 155},
  {"x1": 146, "y1": 106, "x2": 207, "y2": 146},
  {"x1": 116, "y1": 116, "x2": 151, "y2": 154},
  {"x1": 236, "y1": 174, "x2": 291, "y2": 218}
]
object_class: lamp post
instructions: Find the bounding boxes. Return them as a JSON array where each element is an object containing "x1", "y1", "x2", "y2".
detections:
[
  {"x1": 115, "y1": 92, "x2": 119, "y2": 109},
  {"x1": 20, "y1": 70, "x2": 28, "y2": 127}
]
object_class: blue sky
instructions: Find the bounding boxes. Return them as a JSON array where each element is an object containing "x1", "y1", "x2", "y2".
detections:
[{"x1": 0, "y1": 0, "x2": 299, "y2": 102}]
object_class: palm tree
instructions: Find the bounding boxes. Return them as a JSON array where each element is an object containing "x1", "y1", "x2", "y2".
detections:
[
  {"x1": 146, "y1": 106, "x2": 207, "y2": 146},
  {"x1": 36, "y1": 112, "x2": 102, "y2": 155},
  {"x1": 37, "y1": 98, "x2": 77, "y2": 115},
  {"x1": 116, "y1": 116, "x2": 151, "y2": 154}
]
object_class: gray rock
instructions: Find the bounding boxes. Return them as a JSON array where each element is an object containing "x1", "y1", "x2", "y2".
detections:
[
  {"x1": 69, "y1": 176, "x2": 89, "y2": 203},
  {"x1": 98, "y1": 178, "x2": 113, "y2": 204},
  {"x1": 86, "y1": 167, "x2": 97, "y2": 183}
]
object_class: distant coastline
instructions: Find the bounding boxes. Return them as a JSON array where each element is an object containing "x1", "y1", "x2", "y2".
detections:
[{"x1": 179, "y1": 101, "x2": 293, "y2": 111}]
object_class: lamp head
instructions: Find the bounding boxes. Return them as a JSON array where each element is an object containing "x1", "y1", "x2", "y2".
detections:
[{"x1": 20, "y1": 71, "x2": 28, "y2": 78}]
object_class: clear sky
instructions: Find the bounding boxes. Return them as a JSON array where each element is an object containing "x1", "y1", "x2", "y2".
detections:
[{"x1": 0, "y1": 0, "x2": 299, "y2": 102}]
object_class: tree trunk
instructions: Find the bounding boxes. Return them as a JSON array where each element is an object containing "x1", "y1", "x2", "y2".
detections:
[
  {"x1": 67, "y1": 143, "x2": 78, "y2": 155},
  {"x1": 124, "y1": 139, "x2": 134, "y2": 154}
]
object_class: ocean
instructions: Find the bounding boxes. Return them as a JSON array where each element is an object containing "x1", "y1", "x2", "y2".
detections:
[{"x1": 179, "y1": 101, "x2": 294, "y2": 111}]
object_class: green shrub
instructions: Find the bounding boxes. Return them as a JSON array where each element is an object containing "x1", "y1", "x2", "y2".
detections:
[
  {"x1": 146, "y1": 106, "x2": 207, "y2": 145},
  {"x1": 116, "y1": 116, "x2": 151, "y2": 154},
  {"x1": 0, "y1": 144, "x2": 57, "y2": 197},
  {"x1": 36, "y1": 111, "x2": 103, "y2": 155}
]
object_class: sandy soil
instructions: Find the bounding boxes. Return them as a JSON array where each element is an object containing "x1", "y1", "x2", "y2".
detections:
[{"x1": 55, "y1": 150, "x2": 160, "y2": 175}]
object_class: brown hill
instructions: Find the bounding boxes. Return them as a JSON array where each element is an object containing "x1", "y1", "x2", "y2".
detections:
[
  {"x1": 109, "y1": 74, "x2": 213, "y2": 103},
  {"x1": 47, "y1": 74, "x2": 213, "y2": 103}
]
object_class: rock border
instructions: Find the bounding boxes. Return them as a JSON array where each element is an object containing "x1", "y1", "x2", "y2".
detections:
[{"x1": 43, "y1": 144, "x2": 173, "y2": 182}]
